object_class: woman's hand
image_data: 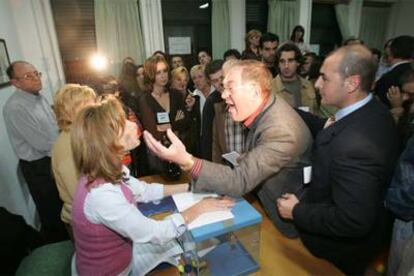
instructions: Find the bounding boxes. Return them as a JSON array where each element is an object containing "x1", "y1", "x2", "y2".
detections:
[
  {"x1": 185, "y1": 94, "x2": 196, "y2": 111},
  {"x1": 181, "y1": 197, "x2": 235, "y2": 224},
  {"x1": 387, "y1": 86, "x2": 403, "y2": 108}
]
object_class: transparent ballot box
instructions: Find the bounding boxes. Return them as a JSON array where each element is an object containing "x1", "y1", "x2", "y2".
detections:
[
  {"x1": 179, "y1": 199, "x2": 262, "y2": 275},
  {"x1": 138, "y1": 197, "x2": 262, "y2": 275}
]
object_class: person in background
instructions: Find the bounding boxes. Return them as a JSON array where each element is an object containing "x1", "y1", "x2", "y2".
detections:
[
  {"x1": 119, "y1": 60, "x2": 141, "y2": 114},
  {"x1": 52, "y1": 84, "x2": 96, "y2": 236},
  {"x1": 241, "y1": 29, "x2": 262, "y2": 61},
  {"x1": 300, "y1": 52, "x2": 317, "y2": 79},
  {"x1": 376, "y1": 39, "x2": 393, "y2": 81},
  {"x1": 190, "y1": 64, "x2": 214, "y2": 119},
  {"x1": 343, "y1": 37, "x2": 364, "y2": 46},
  {"x1": 171, "y1": 55, "x2": 185, "y2": 69},
  {"x1": 290, "y1": 25, "x2": 311, "y2": 54},
  {"x1": 170, "y1": 66, "x2": 198, "y2": 155},
  {"x1": 152, "y1": 50, "x2": 169, "y2": 62},
  {"x1": 122, "y1": 56, "x2": 135, "y2": 65},
  {"x1": 370, "y1": 48, "x2": 382, "y2": 64},
  {"x1": 170, "y1": 66, "x2": 190, "y2": 94},
  {"x1": 259, "y1": 32, "x2": 279, "y2": 77},
  {"x1": 138, "y1": 56, "x2": 192, "y2": 175},
  {"x1": 199, "y1": 60, "x2": 225, "y2": 160},
  {"x1": 387, "y1": 64, "x2": 414, "y2": 147},
  {"x1": 136, "y1": 65, "x2": 145, "y2": 92},
  {"x1": 223, "y1": 49, "x2": 242, "y2": 61},
  {"x1": 3, "y1": 61, "x2": 68, "y2": 243},
  {"x1": 70, "y1": 96, "x2": 234, "y2": 275},
  {"x1": 272, "y1": 43, "x2": 317, "y2": 114},
  {"x1": 278, "y1": 45, "x2": 399, "y2": 274},
  {"x1": 374, "y1": 35, "x2": 414, "y2": 107},
  {"x1": 197, "y1": 48, "x2": 212, "y2": 66}
]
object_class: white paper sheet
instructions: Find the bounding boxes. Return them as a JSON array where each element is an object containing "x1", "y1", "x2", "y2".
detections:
[
  {"x1": 221, "y1": 151, "x2": 240, "y2": 167},
  {"x1": 172, "y1": 192, "x2": 234, "y2": 230}
]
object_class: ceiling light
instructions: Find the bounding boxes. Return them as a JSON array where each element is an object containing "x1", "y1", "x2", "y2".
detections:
[{"x1": 199, "y1": 3, "x2": 209, "y2": 9}]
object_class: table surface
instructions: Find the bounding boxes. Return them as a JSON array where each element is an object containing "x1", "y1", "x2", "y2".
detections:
[{"x1": 140, "y1": 174, "x2": 343, "y2": 276}]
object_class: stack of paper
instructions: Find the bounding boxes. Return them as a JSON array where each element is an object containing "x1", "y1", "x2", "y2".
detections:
[{"x1": 172, "y1": 192, "x2": 234, "y2": 230}]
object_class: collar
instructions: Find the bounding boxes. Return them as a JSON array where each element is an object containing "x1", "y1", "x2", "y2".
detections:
[
  {"x1": 335, "y1": 93, "x2": 373, "y2": 121},
  {"x1": 273, "y1": 75, "x2": 308, "y2": 93},
  {"x1": 389, "y1": 60, "x2": 410, "y2": 71},
  {"x1": 243, "y1": 94, "x2": 270, "y2": 128}
]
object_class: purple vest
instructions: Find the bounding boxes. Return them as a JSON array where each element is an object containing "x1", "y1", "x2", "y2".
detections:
[{"x1": 72, "y1": 176, "x2": 134, "y2": 275}]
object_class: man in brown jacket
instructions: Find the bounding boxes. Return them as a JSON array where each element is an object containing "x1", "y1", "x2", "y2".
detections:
[
  {"x1": 144, "y1": 60, "x2": 312, "y2": 237},
  {"x1": 271, "y1": 43, "x2": 318, "y2": 114}
]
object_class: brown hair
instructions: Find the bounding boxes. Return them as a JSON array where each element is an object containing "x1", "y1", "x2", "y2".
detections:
[
  {"x1": 143, "y1": 55, "x2": 169, "y2": 92},
  {"x1": 54, "y1": 84, "x2": 96, "y2": 131},
  {"x1": 227, "y1": 60, "x2": 272, "y2": 97},
  {"x1": 71, "y1": 95, "x2": 126, "y2": 186}
]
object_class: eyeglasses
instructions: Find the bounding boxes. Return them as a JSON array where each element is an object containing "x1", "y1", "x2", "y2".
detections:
[
  {"x1": 15, "y1": 71, "x2": 42, "y2": 81},
  {"x1": 223, "y1": 84, "x2": 245, "y2": 95}
]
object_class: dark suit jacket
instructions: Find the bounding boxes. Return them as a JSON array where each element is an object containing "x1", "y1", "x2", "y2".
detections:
[
  {"x1": 200, "y1": 90, "x2": 223, "y2": 160},
  {"x1": 374, "y1": 62, "x2": 412, "y2": 107},
  {"x1": 293, "y1": 97, "x2": 400, "y2": 274}
]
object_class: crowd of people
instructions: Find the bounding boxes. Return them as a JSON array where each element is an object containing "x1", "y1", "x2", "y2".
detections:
[{"x1": 1, "y1": 24, "x2": 414, "y2": 275}]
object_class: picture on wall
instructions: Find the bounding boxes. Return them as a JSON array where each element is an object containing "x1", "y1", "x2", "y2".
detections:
[{"x1": 0, "y1": 39, "x2": 11, "y2": 88}]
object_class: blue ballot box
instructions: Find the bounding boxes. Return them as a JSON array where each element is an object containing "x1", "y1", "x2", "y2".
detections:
[{"x1": 138, "y1": 197, "x2": 262, "y2": 275}]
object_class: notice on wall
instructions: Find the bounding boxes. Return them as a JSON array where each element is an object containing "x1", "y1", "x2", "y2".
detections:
[
  {"x1": 168, "y1": 37, "x2": 191, "y2": 55},
  {"x1": 309, "y1": 44, "x2": 320, "y2": 55}
]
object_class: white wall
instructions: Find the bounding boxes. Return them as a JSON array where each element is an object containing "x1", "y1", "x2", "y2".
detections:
[
  {"x1": 0, "y1": 0, "x2": 64, "y2": 227},
  {"x1": 228, "y1": 0, "x2": 245, "y2": 52},
  {"x1": 386, "y1": 0, "x2": 414, "y2": 39}
]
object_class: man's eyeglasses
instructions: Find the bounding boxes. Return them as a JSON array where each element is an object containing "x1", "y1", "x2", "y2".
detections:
[{"x1": 15, "y1": 71, "x2": 42, "y2": 81}]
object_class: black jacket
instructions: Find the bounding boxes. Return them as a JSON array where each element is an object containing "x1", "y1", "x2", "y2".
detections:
[{"x1": 294, "y1": 98, "x2": 400, "y2": 274}]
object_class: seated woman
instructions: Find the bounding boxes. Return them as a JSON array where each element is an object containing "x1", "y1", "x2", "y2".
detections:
[
  {"x1": 70, "y1": 96, "x2": 234, "y2": 275},
  {"x1": 138, "y1": 56, "x2": 193, "y2": 175},
  {"x1": 51, "y1": 84, "x2": 96, "y2": 231}
]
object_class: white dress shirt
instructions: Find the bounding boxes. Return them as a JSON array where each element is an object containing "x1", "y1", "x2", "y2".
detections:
[{"x1": 84, "y1": 166, "x2": 185, "y2": 275}]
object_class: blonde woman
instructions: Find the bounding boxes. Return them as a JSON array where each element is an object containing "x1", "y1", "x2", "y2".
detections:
[
  {"x1": 241, "y1": 29, "x2": 262, "y2": 60},
  {"x1": 52, "y1": 84, "x2": 96, "y2": 230},
  {"x1": 70, "y1": 96, "x2": 234, "y2": 275},
  {"x1": 170, "y1": 66, "x2": 189, "y2": 94}
]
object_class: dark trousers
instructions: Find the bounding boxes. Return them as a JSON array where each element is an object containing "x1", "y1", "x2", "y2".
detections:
[{"x1": 19, "y1": 157, "x2": 68, "y2": 243}]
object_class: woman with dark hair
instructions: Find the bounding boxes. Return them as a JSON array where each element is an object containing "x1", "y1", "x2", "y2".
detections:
[
  {"x1": 290, "y1": 25, "x2": 310, "y2": 54},
  {"x1": 71, "y1": 96, "x2": 234, "y2": 275},
  {"x1": 119, "y1": 60, "x2": 143, "y2": 116},
  {"x1": 138, "y1": 56, "x2": 193, "y2": 177},
  {"x1": 136, "y1": 65, "x2": 145, "y2": 92},
  {"x1": 387, "y1": 64, "x2": 414, "y2": 147},
  {"x1": 241, "y1": 29, "x2": 261, "y2": 60}
]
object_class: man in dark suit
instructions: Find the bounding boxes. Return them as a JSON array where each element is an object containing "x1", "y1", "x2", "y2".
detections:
[
  {"x1": 278, "y1": 45, "x2": 400, "y2": 274},
  {"x1": 374, "y1": 35, "x2": 414, "y2": 107}
]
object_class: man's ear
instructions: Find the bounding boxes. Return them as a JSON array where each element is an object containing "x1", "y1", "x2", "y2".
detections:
[
  {"x1": 345, "y1": 75, "x2": 360, "y2": 93},
  {"x1": 251, "y1": 83, "x2": 261, "y2": 99},
  {"x1": 10, "y1": 79, "x2": 19, "y2": 88}
]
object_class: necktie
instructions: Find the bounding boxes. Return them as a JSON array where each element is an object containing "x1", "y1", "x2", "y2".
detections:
[{"x1": 323, "y1": 116, "x2": 336, "y2": 129}]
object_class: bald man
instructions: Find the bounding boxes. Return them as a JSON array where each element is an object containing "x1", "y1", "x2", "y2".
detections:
[
  {"x1": 4, "y1": 61, "x2": 67, "y2": 243},
  {"x1": 278, "y1": 45, "x2": 400, "y2": 274}
]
